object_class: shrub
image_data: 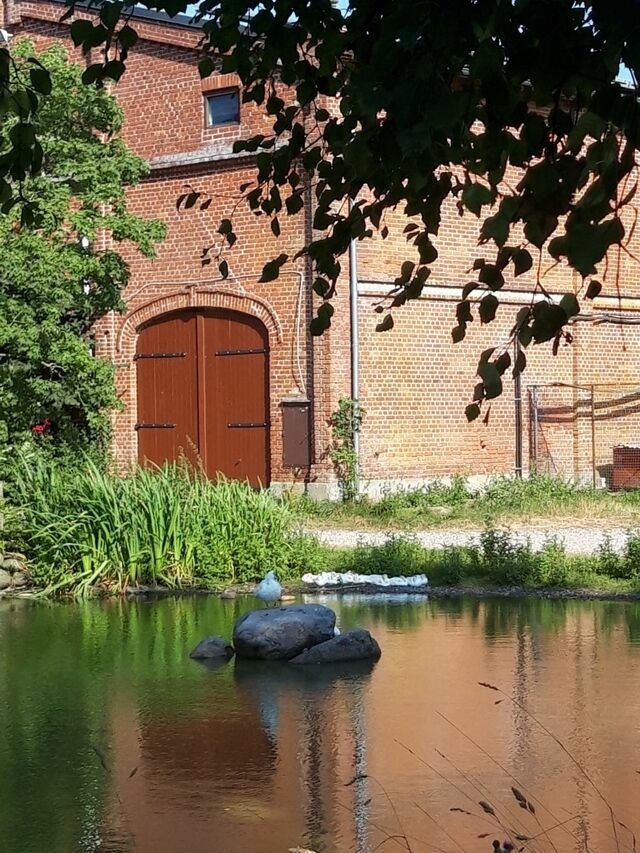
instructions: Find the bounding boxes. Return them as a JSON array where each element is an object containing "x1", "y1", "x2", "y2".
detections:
[
  {"x1": 532, "y1": 538, "x2": 571, "y2": 587},
  {"x1": 430, "y1": 546, "x2": 467, "y2": 585},
  {"x1": 623, "y1": 530, "x2": 640, "y2": 579},
  {"x1": 340, "y1": 534, "x2": 430, "y2": 577},
  {"x1": 329, "y1": 397, "x2": 364, "y2": 502},
  {"x1": 375, "y1": 476, "x2": 472, "y2": 516},
  {"x1": 596, "y1": 535, "x2": 625, "y2": 578},
  {"x1": 477, "y1": 525, "x2": 535, "y2": 585},
  {"x1": 479, "y1": 474, "x2": 579, "y2": 516}
]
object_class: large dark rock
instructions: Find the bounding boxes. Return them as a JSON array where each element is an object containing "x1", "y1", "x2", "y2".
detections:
[
  {"x1": 289, "y1": 629, "x2": 381, "y2": 665},
  {"x1": 233, "y1": 604, "x2": 336, "y2": 661},
  {"x1": 189, "y1": 636, "x2": 234, "y2": 660}
]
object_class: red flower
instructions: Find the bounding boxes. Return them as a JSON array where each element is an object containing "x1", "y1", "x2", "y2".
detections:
[{"x1": 31, "y1": 419, "x2": 52, "y2": 435}]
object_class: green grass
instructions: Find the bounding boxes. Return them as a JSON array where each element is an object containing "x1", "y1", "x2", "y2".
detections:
[
  {"x1": 6, "y1": 452, "x2": 640, "y2": 598},
  {"x1": 289, "y1": 474, "x2": 640, "y2": 530},
  {"x1": 310, "y1": 527, "x2": 640, "y2": 593}
]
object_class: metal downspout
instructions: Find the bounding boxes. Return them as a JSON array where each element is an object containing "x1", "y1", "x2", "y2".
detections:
[
  {"x1": 348, "y1": 203, "x2": 360, "y2": 497},
  {"x1": 514, "y1": 337, "x2": 523, "y2": 478}
]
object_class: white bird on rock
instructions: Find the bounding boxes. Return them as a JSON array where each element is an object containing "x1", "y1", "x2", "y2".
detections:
[{"x1": 254, "y1": 570, "x2": 282, "y2": 607}]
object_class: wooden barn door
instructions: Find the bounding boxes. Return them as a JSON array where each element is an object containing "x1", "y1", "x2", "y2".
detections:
[
  {"x1": 135, "y1": 309, "x2": 270, "y2": 487},
  {"x1": 198, "y1": 311, "x2": 270, "y2": 486},
  {"x1": 135, "y1": 311, "x2": 200, "y2": 468}
]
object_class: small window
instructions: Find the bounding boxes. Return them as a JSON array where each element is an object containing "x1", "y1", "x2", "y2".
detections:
[{"x1": 205, "y1": 89, "x2": 240, "y2": 127}]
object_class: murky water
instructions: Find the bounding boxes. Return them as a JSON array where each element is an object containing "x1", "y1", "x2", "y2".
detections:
[{"x1": 2, "y1": 593, "x2": 640, "y2": 853}]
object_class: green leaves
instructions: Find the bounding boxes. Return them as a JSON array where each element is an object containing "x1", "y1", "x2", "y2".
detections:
[
  {"x1": 0, "y1": 40, "x2": 164, "y2": 452},
  {"x1": 559, "y1": 293, "x2": 580, "y2": 319},
  {"x1": 29, "y1": 68, "x2": 51, "y2": 96},
  {"x1": 70, "y1": 19, "x2": 95, "y2": 47},
  {"x1": 310, "y1": 301, "x2": 334, "y2": 335},
  {"x1": 68, "y1": 0, "x2": 640, "y2": 419},
  {"x1": 465, "y1": 403, "x2": 481, "y2": 422},
  {"x1": 375, "y1": 313, "x2": 394, "y2": 332},
  {"x1": 512, "y1": 249, "x2": 532, "y2": 277},
  {"x1": 585, "y1": 279, "x2": 602, "y2": 300},
  {"x1": 462, "y1": 182, "x2": 493, "y2": 216},
  {"x1": 549, "y1": 219, "x2": 625, "y2": 276},
  {"x1": 479, "y1": 293, "x2": 499, "y2": 324},
  {"x1": 259, "y1": 254, "x2": 288, "y2": 282}
]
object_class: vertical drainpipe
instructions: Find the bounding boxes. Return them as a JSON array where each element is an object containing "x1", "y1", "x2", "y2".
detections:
[
  {"x1": 348, "y1": 200, "x2": 360, "y2": 497},
  {"x1": 514, "y1": 336, "x2": 523, "y2": 478}
]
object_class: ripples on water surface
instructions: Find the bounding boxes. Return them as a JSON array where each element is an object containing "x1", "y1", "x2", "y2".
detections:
[{"x1": 2, "y1": 593, "x2": 640, "y2": 853}]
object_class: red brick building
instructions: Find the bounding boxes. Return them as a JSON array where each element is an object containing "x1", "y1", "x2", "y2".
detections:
[{"x1": 4, "y1": 0, "x2": 640, "y2": 495}]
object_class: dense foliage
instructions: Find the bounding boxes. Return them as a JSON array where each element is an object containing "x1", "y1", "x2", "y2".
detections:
[
  {"x1": 0, "y1": 41, "x2": 163, "y2": 453},
  {"x1": 3, "y1": 451, "x2": 318, "y2": 595},
  {"x1": 61, "y1": 0, "x2": 640, "y2": 414}
]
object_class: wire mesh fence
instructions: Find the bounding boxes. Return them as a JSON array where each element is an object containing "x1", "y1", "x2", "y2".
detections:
[{"x1": 528, "y1": 383, "x2": 640, "y2": 489}]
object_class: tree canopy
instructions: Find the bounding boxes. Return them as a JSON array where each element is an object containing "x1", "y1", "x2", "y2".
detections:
[
  {"x1": 0, "y1": 40, "x2": 164, "y2": 453},
  {"x1": 6, "y1": 0, "x2": 640, "y2": 414}
]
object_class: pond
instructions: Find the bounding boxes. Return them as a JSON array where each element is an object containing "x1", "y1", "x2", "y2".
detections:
[{"x1": 2, "y1": 593, "x2": 640, "y2": 853}]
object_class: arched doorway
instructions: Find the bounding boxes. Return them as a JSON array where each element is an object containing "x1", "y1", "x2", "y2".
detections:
[{"x1": 135, "y1": 308, "x2": 270, "y2": 486}]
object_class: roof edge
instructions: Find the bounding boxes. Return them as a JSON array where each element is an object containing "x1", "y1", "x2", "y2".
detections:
[{"x1": 32, "y1": 0, "x2": 202, "y2": 30}]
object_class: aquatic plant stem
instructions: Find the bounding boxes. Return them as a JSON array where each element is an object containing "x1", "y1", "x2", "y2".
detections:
[{"x1": 478, "y1": 682, "x2": 625, "y2": 853}]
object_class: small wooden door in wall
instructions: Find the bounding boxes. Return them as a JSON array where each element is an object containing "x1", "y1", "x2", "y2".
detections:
[{"x1": 135, "y1": 309, "x2": 270, "y2": 487}]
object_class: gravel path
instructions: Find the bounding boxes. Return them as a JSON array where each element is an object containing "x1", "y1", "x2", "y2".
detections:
[{"x1": 308, "y1": 525, "x2": 631, "y2": 554}]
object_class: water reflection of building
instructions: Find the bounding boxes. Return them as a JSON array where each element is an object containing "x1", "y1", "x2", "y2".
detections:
[
  {"x1": 102, "y1": 598, "x2": 640, "y2": 853},
  {"x1": 106, "y1": 658, "x2": 374, "y2": 853}
]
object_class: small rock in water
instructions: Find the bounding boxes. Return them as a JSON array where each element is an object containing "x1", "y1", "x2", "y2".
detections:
[
  {"x1": 11, "y1": 571, "x2": 29, "y2": 588},
  {"x1": 289, "y1": 629, "x2": 381, "y2": 665},
  {"x1": 0, "y1": 569, "x2": 11, "y2": 590},
  {"x1": 220, "y1": 589, "x2": 237, "y2": 600},
  {"x1": 280, "y1": 594, "x2": 296, "y2": 603},
  {"x1": 189, "y1": 636, "x2": 235, "y2": 660}
]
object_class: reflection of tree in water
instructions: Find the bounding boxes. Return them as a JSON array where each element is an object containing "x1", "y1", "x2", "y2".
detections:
[
  {"x1": 569, "y1": 616, "x2": 593, "y2": 850},
  {"x1": 323, "y1": 590, "x2": 473, "y2": 632},
  {"x1": 481, "y1": 598, "x2": 572, "y2": 642},
  {"x1": 596, "y1": 600, "x2": 640, "y2": 645},
  {"x1": 346, "y1": 675, "x2": 369, "y2": 853},
  {"x1": 301, "y1": 702, "x2": 325, "y2": 850},
  {"x1": 512, "y1": 617, "x2": 533, "y2": 765},
  {"x1": 328, "y1": 595, "x2": 431, "y2": 632},
  {"x1": 0, "y1": 600, "x2": 110, "y2": 852},
  {"x1": 495, "y1": 598, "x2": 635, "y2": 851},
  {"x1": 234, "y1": 660, "x2": 375, "y2": 853}
]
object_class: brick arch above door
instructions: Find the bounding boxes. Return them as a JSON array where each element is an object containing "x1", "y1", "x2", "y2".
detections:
[{"x1": 116, "y1": 286, "x2": 283, "y2": 359}]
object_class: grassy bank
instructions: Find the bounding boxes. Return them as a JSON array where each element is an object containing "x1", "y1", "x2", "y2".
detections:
[
  {"x1": 4, "y1": 452, "x2": 640, "y2": 598},
  {"x1": 318, "y1": 527, "x2": 640, "y2": 593},
  {"x1": 290, "y1": 474, "x2": 640, "y2": 529}
]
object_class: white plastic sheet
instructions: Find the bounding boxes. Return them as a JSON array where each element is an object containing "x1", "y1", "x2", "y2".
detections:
[{"x1": 300, "y1": 571, "x2": 428, "y2": 588}]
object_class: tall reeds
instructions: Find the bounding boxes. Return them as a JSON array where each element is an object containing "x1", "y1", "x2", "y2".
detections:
[{"x1": 3, "y1": 451, "x2": 312, "y2": 595}]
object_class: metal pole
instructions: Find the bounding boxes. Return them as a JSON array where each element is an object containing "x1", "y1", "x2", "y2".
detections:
[
  {"x1": 591, "y1": 384, "x2": 597, "y2": 488},
  {"x1": 348, "y1": 200, "x2": 360, "y2": 497},
  {"x1": 530, "y1": 388, "x2": 539, "y2": 473},
  {"x1": 514, "y1": 338, "x2": 523, "y2": 478}
]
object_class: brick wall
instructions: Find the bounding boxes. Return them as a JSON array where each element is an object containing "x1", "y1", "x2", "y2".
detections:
[
  {"x1": 8, "y1": 0, "x2": 640, "y2": 493},
  {"x1": 356, "y1": 200, "x2": 640, "y2": 489}
]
